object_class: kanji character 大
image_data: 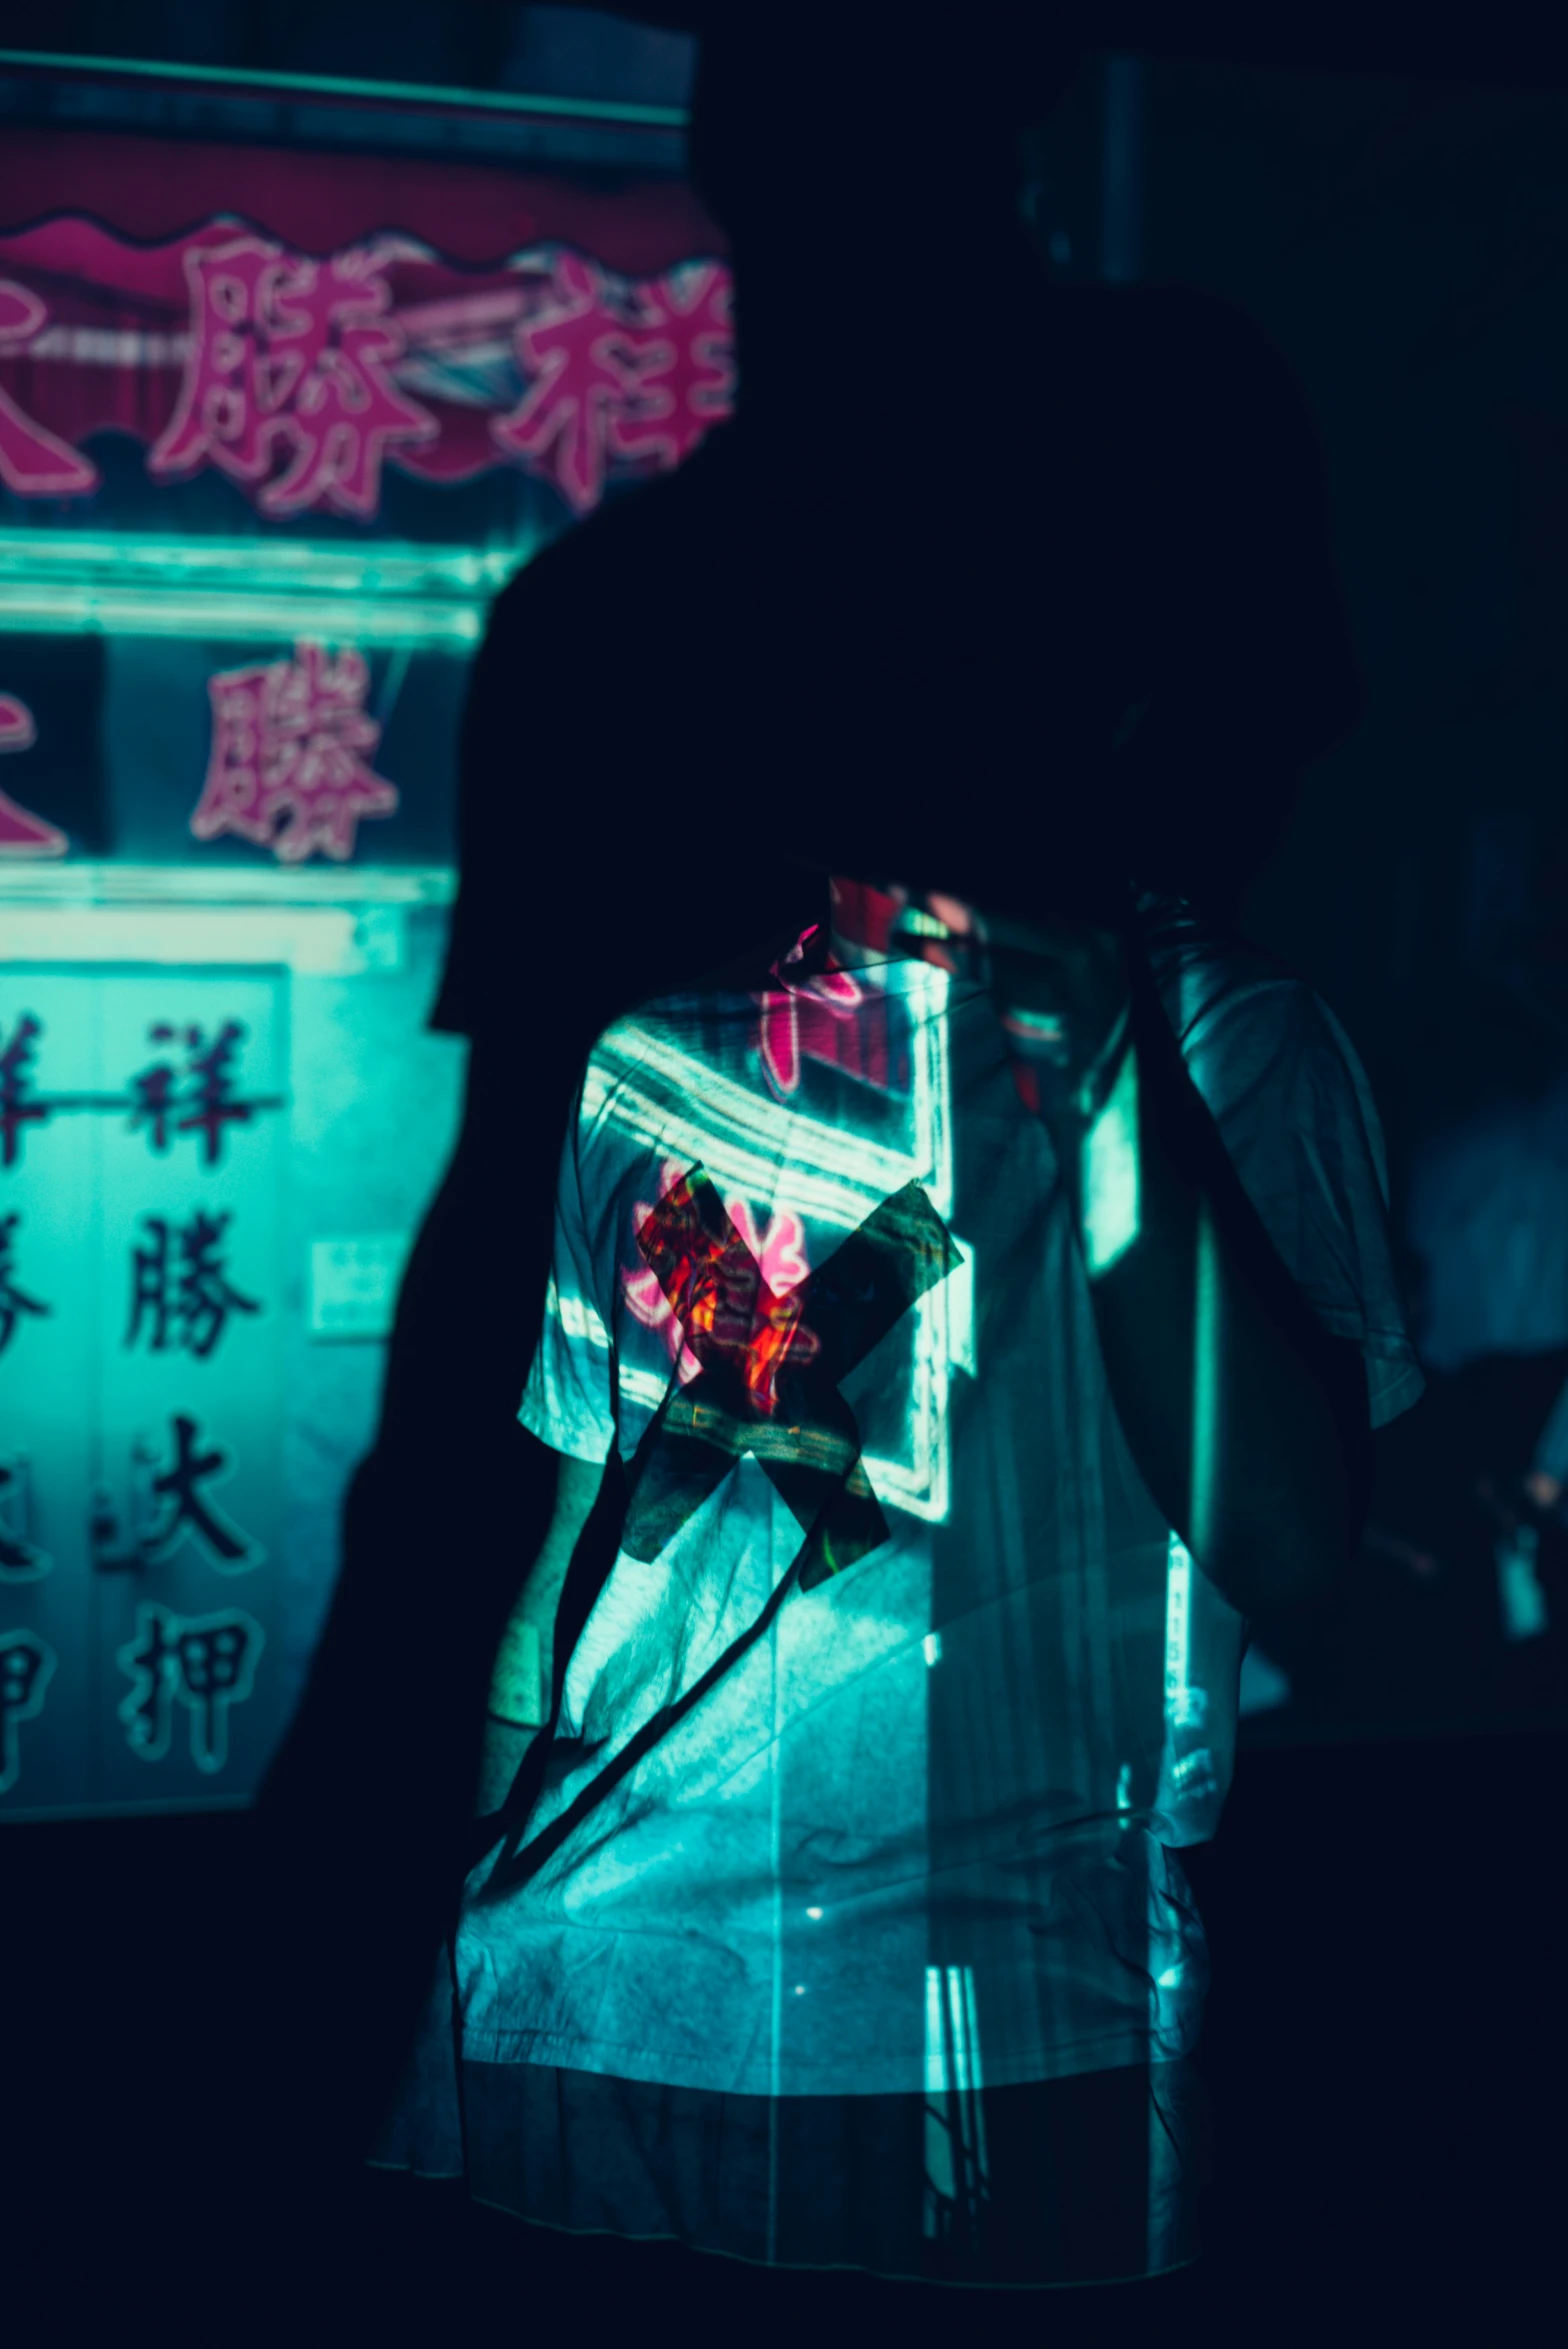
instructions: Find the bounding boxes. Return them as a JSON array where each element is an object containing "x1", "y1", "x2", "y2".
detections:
[{"x1": 0, "y1": 279, "x2": 97, "y2": 495}]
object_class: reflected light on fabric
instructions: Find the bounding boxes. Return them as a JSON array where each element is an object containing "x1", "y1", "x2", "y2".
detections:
[{"x1": 1080, "y1": 1041, "x2": 1139, "y2": 1277}]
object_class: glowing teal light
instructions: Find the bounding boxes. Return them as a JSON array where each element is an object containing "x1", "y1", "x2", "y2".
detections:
[
  {"x1": 1079, "y1": 1042, "x2": 1139, "y2": 1278},
  {"x1": 591, "y1": 980, "x2": 961, "y2": 1526},
  {"x1": 1191, "y1": 1196, "x2": 1220, "y2": 1563},
  {"x1": 0, "y1": 533, "x2": 532, "y2": 648},
  {"x1": 0, "y1": 590, "x2": 479, "y2": 647},
  {"x1": 1496, "y1": 1526, "x2": 1549, "y2": 1641},
  {"x1": 1164, "y1": 1531, "x2": 1192, "y2": 1724},
  {"x1": 0, "y1": 49, "x2": 689, "y2": 128},
  {"x1": 0, "y1": 861, "x2": 454, "y2": 906}
]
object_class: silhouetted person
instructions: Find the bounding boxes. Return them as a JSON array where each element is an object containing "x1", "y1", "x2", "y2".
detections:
[{"x1": 227, "y1": 3, "x2": 1418, "y2": 2307}]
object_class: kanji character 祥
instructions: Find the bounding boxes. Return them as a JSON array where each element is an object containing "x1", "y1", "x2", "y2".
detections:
[
  {"x1": 492, "y1": 253, "x2": 735, "y2": 515},
  {"x1": 0, "y1": 1012, "x2": 49, "y2": 1171},
  {"x1": 128, "y1": 1021, "x2": 261, "y2": 1167}
]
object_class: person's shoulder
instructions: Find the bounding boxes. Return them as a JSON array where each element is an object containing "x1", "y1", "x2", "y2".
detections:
[
  {"x1": 1140, "y1": 892, "x2": 1301, "y2": 1038},
  {"x1": 1143, "y1": 894, "x2": 1379, "y2": 1121},
  {"x1": 585, "y1": 926, "x2": 802, "y2": 1074}
]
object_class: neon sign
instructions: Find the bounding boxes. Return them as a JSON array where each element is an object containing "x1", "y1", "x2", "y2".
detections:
[
  {"x1": 194, "y1": 641, "x2": 398, "y2": 863},
  {"x1": 149, "y1": 235, "x2": 439, "y2": 518},
  {"x1": 0, "y1": 695, "x2": 66, "y2": 859}
]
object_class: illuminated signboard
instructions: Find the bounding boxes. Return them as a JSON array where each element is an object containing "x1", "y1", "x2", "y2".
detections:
[{"x1": 0, "y1": 105, "x2": 724, "y2": 1814}]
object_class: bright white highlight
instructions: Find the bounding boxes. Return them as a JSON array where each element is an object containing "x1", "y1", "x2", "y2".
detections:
[{"x1": 1080, "y1": 1044, "x2": 1139, "y2": 1278}]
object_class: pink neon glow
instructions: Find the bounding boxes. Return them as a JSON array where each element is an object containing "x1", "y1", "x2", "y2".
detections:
[
  {"x1": 191, "y1": 642, "x2": 397, "y2": 863},
  {"x1": 492, "y1": 253, "x2": 734, "y2": 514},
  {"x1": 624, "y1": 1154, "x2": 811, "y2": 1388},
  {"x1": 149, "y1": 236, "x2": 438, "y2": 517},
  {"x1": 0, "y1": 695, "x2": 67, "y2": 859},
  {"x1": 0, "y1": 222, "x2": 733, "y2": 517},
  {"x1": 0, "y1": 280, "x2": 98, "y2": 494},
  {"x1": 756, "y1": 930, "x2": 868, "y2": 1098},
  {"x1": 604, "y1": 262, "x2": 734, "y2": 469}
]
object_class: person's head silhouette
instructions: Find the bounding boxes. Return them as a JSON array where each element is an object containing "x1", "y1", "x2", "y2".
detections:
[
  {"x1": 566, "y1": 6, "x2": 1365, "y2": 936},
  {"x1": 685, "y1": 13, "x2": 1085, "y2": 431}
]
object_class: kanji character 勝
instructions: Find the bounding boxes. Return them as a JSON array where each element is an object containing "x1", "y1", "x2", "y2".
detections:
[
  {"x1": 128, "y1": 1020, "x2": 259, "y2": 1168},
  {"x1": 140, "y1": 1411, "x2": 264, "y2": 1574},
  {"x1": 116, "y1": 1602, "x2": 263, "y2": 1773},
  {"x1": 0, "y1": 278, "x2": 98, "y2": 495},
  {"x1": 0, "y1": 1011, "x2": 50, "y2": 1171},
  {"x1": 125, "y1": 1211, "x2": 261, "y2": 1360},
  {"x1": 148, "y1": 235, "x2": 436, "y2": 517},
  {"x1": 0, "y1": 691, "x2": 68, "y2": 858},
  {"x1": 0, "y1": 1629, "x2": 55, "y2": 1793},
  {"x1": 492, "y1": 253, "x2": 735, "y2": 514},
  {"x1": 0, "y1": 1211, "x2": 51, "y2": 1357},
  {"x1": 192, "y1": 641, "x2": 398, "y2": 863},
  {"x1": 0, "y1": 1455, "x2": 52, "y2": 1581}
]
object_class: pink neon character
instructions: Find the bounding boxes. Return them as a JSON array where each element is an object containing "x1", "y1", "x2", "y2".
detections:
[
  {"x1": 623, "y1": 1154, "x2": 811, "y2": 1388},
  {"x1": 756, "y1": 932, "x2": 865, "y2": 1098},
  {"x1": 606, "y1": 263, "x2": 735, "y2": 472},
  {"x1": 492, "y1": 253, "x2": 645, "y2": 515},
  {"x1": 191, "y1": 641, "x2": 397, "y2": 863},
  {"x1": 493, "y1": 254, "x2": 735, "y2": 515},
  {"x1": 0, "y1": 280, "x2": 98, "y2": 495},
  {"x1": 150, "y1": 236, "x2": 436, "y2": 518},
  {"x1": 0, "y1": 695, "x2": 66, "y2": 858}
]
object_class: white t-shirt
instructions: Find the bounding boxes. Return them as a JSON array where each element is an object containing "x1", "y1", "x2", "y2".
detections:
[{"x1": 453, "y1": 894, "x2": 1423, "y2": 2098}]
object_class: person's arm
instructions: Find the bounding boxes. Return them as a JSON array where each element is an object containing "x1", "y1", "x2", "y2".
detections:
[
  {"x1": 477, "y1": 1450, "x2": 607, "y2": 1817},
  {"x1": 1039, "y1": 934, "x2": 1370, "y2": 1620},
  {"x1": 912, "y1": 893, "x2": 1370, "y2": 1621}
]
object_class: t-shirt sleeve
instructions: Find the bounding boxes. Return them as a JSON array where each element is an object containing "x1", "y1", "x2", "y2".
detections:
[
  {"x1": 1182, "y1": 977, "x2": 1425, "y2": 1431},
  {"x1": 517, "y1": 1076, "x2": 618, "y2": 1466}
]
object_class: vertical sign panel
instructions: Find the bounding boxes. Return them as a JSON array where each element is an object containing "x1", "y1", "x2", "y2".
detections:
[
  {"x1": 0, "y1": 963, "x2": 288, "y2": 1816},
  {"x1": 93, "y1": 970, "x2": 287, "y2": 1810},
  {"x1": 0, "y1": 973, "x2": 99, "y2": 1812}
]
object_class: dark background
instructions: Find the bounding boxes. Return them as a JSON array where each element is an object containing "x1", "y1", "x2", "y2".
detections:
[{"x1": 3, "y1": 5, "x2": 1566, "y2": 2323}]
